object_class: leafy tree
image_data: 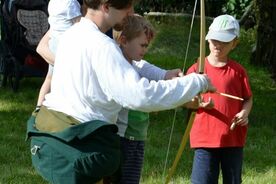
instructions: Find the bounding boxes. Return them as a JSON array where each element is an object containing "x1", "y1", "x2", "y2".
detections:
[
  {"x1": 222, "y1": 0, "x2": 252, "y2": 18},
  {"x1": 135, "y1": 0, "x2": 193, "y2": 14},
  {"x1": 252, "y1": 0, "x2": 276, "y2": 79}
]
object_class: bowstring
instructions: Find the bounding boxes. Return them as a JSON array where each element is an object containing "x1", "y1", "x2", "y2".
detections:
[
  {"x1": 162, "y1": 0, "x2": 198, "y2": 181},
  {"x1": 182, "y1": 0, "x2": 198, "y2": 73}
]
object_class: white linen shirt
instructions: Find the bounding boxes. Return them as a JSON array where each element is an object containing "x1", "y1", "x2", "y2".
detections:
[
  {"x1": 117, "y1": 60, "x2": 167, "y2": 136},
  {"x1": 44, "y1": 18, "x2": 208, "y2": 124},
  {"x1": 117, "y1": 60, "x2": 167, "y2": 123}
]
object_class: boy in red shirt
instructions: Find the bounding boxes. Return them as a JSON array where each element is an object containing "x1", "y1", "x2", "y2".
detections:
[{"x1": 186, "y1": 15, "x2": 253, "y2": 184}]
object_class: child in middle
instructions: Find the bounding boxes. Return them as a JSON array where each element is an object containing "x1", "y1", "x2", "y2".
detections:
[{"x1": 113, "y1": 15, "x2": 183, "y2": 184}]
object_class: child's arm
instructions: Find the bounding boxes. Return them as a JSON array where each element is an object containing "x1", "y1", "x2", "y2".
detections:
[
  {"x1": 133, "y1": 60, "x2": 183, "y2": 81},
  {"x1": 231, "y1": 96, "x2": 253, "y2": 127},
  {"x1": 37, "y1": 16, "x2": 81, "y2": 65},
  {"x1": 36, "y1": 30, "x2": 55, "y2": 65},
  {"x1": 132, "y1": 60, "x2": 167, "y2": 81},
  {"x1": 164, "y1": 69, "x2": 183, "y2": 80}
]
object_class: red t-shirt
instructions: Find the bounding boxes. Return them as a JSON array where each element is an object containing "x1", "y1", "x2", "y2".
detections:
[{"x1": 186, "y1": 58, "x2": 252, "y2": 148}]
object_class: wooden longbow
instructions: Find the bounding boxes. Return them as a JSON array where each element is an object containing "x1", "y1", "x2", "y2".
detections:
[{"x1": 164, "y1": 0, "x2": 206, "y2": 183}]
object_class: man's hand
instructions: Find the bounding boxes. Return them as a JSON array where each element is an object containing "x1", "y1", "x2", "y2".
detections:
[{"x1": 184, "y1": 96, "x2": 214, "y2": 110}]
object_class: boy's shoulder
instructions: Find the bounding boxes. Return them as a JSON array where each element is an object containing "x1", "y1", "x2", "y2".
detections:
[{"x1": 227, "y1": 59, "x2": 247, "y2": 70}]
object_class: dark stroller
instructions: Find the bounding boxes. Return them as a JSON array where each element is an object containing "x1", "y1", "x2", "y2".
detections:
[{"x1": 0, "y1": 0, "x2": 49, "y2": 91}]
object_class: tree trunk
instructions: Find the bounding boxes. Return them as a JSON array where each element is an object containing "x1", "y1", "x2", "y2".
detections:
[{"x1": 252, "y1": 0, "x2": 276, "y2": 79}]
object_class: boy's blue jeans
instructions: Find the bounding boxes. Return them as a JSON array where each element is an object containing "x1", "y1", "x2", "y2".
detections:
[{"x1": 191, "y1": 147, "x2": 243, "y2": 184}]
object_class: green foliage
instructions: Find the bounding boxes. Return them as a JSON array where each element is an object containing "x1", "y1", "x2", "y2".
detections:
[
  {"x1": 222, "y1": 0, "x2": 252, "y2": 18},
  {"x1": 135, "y1": 0, "x2": 252, "y2": 18},
  {"x1": 135, "y1": 0, "x2": 195, "y2": 14}
]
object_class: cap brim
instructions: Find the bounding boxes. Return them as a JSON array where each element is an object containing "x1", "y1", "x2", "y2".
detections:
[{"x1": 205, "y1": 31, "x2": 236, "y2": 42}]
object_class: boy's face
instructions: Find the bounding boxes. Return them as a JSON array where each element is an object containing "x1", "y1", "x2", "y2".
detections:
[
  {"x1": 122, "y1": 32, "x2": 149, "y2": 62},
  {"x1": 208, "y1": 39, "x2": 237, "y2": 59}
]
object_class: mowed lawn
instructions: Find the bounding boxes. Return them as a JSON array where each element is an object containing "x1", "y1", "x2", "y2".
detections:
[{"x1": 0, "y1": 16, "x2": 276, "y2": 184}]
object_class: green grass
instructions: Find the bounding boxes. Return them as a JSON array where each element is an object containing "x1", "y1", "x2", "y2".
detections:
[
  {"x1": 0, "y1": 79, "x2": 47, "y2": 184},
  {"x1": 1, "y1": 16, "x2": 276, "y2": 183}
]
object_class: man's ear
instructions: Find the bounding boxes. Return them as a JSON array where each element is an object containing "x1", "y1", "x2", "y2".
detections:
[
  {"x1": 102, "y1": 3, "x2": 110, "y2": 13},
  {"x1": 119, "y1": 35, "x2": 127, "y2": 47}
]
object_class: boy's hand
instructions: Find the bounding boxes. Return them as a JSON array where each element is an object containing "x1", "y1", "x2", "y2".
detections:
[
  {"x1": 230, "y1": 110, "x2": 249, "y2": 130},
  {"x1": 164, "y1": 69, "x2": 183, "y2": 80}
]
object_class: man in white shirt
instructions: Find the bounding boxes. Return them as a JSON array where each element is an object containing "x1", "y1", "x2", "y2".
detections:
[{"x1": 27, "y1": 0, "x2": 216, "y2": 183}]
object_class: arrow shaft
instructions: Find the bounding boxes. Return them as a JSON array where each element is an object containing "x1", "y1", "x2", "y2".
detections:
[{"x1": 217, "y1": 92, "x2": 244, "y2": 101}]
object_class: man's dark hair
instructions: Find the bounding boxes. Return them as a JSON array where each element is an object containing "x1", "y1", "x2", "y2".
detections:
[{"x1": 77, "y1": 0, "x2": 83, "y2": 5}]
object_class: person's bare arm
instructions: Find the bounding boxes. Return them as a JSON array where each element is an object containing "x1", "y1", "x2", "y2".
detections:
[
  {"x1": 36, "y1": 30, "x2": 55, "y2": 65},
  {"x1": 231, "y1": 96, "x2": 253, "y2": 127}
]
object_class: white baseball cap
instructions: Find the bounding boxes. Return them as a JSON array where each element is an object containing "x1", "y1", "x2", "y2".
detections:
[{"x1": 205, "y1": 15, "x2": 240, "y2": 42}]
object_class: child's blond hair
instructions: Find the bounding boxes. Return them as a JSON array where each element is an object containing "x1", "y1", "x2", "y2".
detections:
[{"x1": 113, "y1": 14, "x2": 155, "y2": 44}]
